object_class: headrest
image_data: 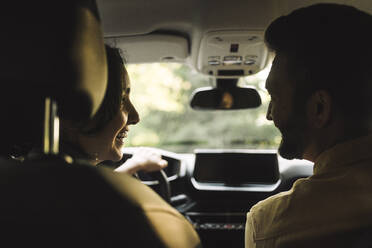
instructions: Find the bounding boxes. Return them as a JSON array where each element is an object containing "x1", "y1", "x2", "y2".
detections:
[{"x1": 0, "y1": 1, "x2": 107, "y2": 151}]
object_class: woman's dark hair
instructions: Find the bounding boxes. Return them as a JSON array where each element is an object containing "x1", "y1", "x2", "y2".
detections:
[
  {"x1": 265, "y1": 3, "x2": 372, "y2": 128},
  {"x1": 6, "y1": 45, "x2": 128, "y2": 158},
  {"x1": 79, "y1": 44, "x2": 127, "y2": 134}
]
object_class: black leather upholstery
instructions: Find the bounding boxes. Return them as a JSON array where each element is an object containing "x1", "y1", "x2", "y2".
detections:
[
  {"x1": 0, "y1": 2, "x2": 202, "y2": 247},
  {"x1": 0, "y1": 1, "x2": 107, "y2": 154},
  {"x1": 0, "y1": 157, "x2": 165, "y2": 247}
]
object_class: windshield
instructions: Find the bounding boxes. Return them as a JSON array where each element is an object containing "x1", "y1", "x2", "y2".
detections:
[{"x1": 126, "y1": 63, "x2": 280, "y2": 153}]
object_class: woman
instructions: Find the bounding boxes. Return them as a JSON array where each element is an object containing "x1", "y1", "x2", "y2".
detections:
[{"x1": 60, "y1": 44, "x2": 167, "y2": 174}]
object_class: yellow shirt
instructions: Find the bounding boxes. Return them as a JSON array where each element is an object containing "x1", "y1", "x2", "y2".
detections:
[
  {"x1": 245, "y1": 135, "x2": 372, "y2": 248},
  {"x1": 100, "y1": 169, "x2": 201, "y2": 248}
]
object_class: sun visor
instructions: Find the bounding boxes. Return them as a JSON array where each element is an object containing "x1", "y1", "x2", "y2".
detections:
[
  {"x1": 105, "y1": 34, "x2": 189, "y2": 63},
  {"x1": 197, "y1": 30, "x2": 270, "y2": 78}
]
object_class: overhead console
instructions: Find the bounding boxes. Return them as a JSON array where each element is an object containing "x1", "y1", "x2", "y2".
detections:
[
  {"x1": 191, "y1": 149, "x2": 280, "y2": 192},
  {"x1": 197, "y1": 30, "x2": 270, "y2": 78}
]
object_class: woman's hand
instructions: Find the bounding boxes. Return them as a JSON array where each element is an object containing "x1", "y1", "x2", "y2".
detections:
[{"x1": 115, "y1": 147, "x2": 168, "y2": 175}]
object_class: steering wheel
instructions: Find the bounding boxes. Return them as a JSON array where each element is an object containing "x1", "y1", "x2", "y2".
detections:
[
  {"x1": 100, "y1": 154, "x2": 172, "y2": 203},
  {"x1": 140, "y1": 170, "x2": 171, "y2": 203}
]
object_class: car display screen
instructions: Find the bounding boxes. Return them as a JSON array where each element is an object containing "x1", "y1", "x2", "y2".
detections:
[{"x1": 193, "y1": 151, "x2": 279, "y2": 184}]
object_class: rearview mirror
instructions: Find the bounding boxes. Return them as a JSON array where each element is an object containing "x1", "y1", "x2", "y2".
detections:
[{"x1": 190, "y1": 83, "x2": 261, "y2": 110}]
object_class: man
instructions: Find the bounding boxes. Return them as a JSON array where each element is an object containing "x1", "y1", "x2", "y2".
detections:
[{"x1": 245, "y1": 4, "x2": 372, "y2": 248}]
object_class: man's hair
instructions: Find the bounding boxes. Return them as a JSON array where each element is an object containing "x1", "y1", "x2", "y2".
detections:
[{"x1": 265, "y1": 4, "x2": 372, "y2": 129}]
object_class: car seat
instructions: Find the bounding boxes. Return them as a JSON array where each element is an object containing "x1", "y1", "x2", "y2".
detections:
[{"x1": 0, "y1": 1, "x2": 200, "y2": 247}]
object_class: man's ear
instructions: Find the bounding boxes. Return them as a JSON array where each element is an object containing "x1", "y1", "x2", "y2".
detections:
[{"x1": 307, "y1": 90, "x2": 332, "y2": 128}]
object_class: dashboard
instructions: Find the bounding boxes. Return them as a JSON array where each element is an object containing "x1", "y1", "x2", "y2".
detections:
[{"x1": 113, "y1": 147, "x2": 313, "y2": 248}]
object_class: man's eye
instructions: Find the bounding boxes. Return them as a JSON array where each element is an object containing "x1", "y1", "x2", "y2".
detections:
[{"x1": 121, "y1": 97, "x2": 126, "y2": 106}]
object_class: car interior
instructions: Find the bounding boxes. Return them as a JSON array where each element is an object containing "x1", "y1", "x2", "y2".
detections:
[
  {"x1": 96, "y1": 0, "x2": 372, "y2": 247},
  {"x1": 1, "y1": 0, "x2": 371, "y2": 248}
]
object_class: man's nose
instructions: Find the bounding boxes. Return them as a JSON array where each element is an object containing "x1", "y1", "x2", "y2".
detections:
[{"x1": 266, "y1": 102, "x2": 273, "y2": 121}]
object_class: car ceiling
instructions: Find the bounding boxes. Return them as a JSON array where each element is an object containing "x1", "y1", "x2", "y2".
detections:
[{"x1": 97, "y1": 0, "x2": 372, "y2": 75}]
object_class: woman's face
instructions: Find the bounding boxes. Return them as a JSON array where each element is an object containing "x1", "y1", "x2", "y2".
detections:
[{"x1": 78, "y1": 70, "x2": 139, "y2": 164}]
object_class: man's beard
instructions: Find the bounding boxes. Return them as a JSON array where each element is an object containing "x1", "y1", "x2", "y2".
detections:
[{"x1": 277, "y1": 111, "x2": 307, "y2": 160}]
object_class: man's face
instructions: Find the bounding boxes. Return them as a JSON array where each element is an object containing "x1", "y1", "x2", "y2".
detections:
[{"x1": 265, "y1": 55, "x2": 308, "y2": 159}]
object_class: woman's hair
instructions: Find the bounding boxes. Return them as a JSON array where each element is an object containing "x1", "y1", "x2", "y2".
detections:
[
  {"x1": 5, "y1": 45, "x2": 127, "y2": 159},
  {"x1": 78, "y1": 44, "x2": 128, "y2": 134}
]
